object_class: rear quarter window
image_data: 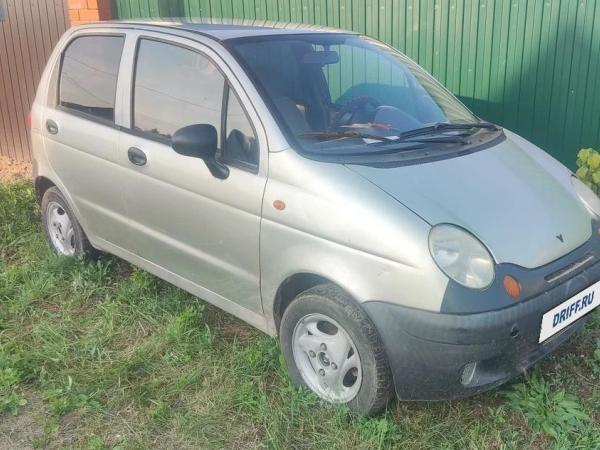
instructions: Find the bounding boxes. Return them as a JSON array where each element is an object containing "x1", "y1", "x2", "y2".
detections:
[{"x1": 59, "y1": 35, "x2": 124, "y2": 123}]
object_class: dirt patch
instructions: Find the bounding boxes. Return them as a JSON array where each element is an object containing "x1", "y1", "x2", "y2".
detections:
[
  {"x1": 0, "y1": 393, "x2": 46, "y2": 450},
  {"x1": 0, "y1": 156, "x2": 31, "y2": 183}
]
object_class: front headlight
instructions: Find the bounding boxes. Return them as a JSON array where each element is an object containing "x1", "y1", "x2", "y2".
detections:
[
  {"x1": 572, "y1": 176, "x2": 600, "y2": 216},
  {"x1": 428, "y1": 224, "x2": 495, "y2": 289}
]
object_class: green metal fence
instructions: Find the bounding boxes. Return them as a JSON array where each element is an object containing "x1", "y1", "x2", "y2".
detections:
[{"x1": 114, "y1": 0, "x2": 600, "y2": 168}]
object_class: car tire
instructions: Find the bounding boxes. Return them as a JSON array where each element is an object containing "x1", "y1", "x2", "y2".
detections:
[
  {"x1": 41, "y1": 187, "x2": 96, "y2": 258},
  {"x1": 280, "y1": 283, "x2": 393, "y2": 415}
]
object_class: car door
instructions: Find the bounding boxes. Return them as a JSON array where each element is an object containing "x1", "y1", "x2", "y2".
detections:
[
  {"x1": 41, "y1": 31, "x2": 130, "y2": 250},
  {"x1": 117, "y1": 33, "x2": 268, "y2": 315}
]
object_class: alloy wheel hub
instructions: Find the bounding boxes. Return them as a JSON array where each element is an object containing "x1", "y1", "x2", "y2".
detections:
[
  {"x1": 47, "y1": 202, "x2": 75, "y2": 256},
  {"x1": 292, "y1": 313, "x2": 362, "y2": 403}
]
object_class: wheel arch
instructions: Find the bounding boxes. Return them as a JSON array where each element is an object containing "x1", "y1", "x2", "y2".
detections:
[
  {"x1": 34, "y1": 176, "x2": 56, "y2": 203},
  {"x1": 272, "y1": 272, "x2": 347, "y2": 334},
  {"x1": 34, "y1": 175, "x2": 95, "y2": 251}
]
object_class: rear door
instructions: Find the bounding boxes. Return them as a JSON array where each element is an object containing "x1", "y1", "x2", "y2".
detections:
[
  {"x1": 117, "y1": 32, "x2": 268, "y2": 314},
  {"x1": 41, "y1": 31, "x2": 130, "y2": 249}
]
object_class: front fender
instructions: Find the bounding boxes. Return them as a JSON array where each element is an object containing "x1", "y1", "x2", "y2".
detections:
[{"x1": 260, "y1": 150, "x2": 449, "y2": 329}]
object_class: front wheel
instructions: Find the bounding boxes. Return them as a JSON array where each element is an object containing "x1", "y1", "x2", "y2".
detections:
[{"x1": 280, "y1": 284, "x2": 393, "y2": 415}]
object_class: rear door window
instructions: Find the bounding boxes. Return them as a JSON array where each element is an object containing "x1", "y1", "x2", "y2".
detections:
[{"x1": 59, "y1": 35, "x2": 124, "y2": 122}]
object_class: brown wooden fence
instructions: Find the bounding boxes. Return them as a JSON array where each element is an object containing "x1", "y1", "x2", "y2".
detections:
[{"x1": 0, "y1": 0, "x2": 69, "y2": 161}]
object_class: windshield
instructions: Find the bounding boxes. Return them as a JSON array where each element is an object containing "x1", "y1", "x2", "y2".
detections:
[{"x1": 227, "y1": 33, "x2": 483, "y2": 155}]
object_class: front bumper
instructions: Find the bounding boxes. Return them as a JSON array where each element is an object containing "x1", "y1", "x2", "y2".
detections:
[{"x1": 363, "y1": 258, "x2": 600, "y2": 400}]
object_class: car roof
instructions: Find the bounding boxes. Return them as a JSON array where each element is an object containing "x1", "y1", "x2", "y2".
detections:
[{"x1": 84, "y1": 18, "x2": 357, "y2": 41}]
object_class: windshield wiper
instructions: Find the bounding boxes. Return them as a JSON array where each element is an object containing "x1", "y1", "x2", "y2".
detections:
[
  {"x1": 396, "y1": 121, "x2": 499, "y2": 140},
  {"x1": 298, "y1": 129, "x2": 470, "y2": 150},
  {"x1": 302, "y1": 141, "x2": 426, "y2": 156},
  {"x1": 401, "y1": 134, "x2": 471, "y2": 145},
  {"x1": 298, "y1": 131, "x2": 396, "y2": 142}
]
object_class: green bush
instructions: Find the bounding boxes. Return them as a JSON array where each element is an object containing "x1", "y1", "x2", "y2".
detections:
[
  {"x1": 506, "y1": 374, "x2": 590, "y2": 441},
  {"x1": 575, "y1": 148, "x2": 600, "y2": 193}
]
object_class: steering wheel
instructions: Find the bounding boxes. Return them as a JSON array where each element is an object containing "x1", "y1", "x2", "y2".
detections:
[{"x1": 331, "y1": 96, "x2": 382, "y2": 129}]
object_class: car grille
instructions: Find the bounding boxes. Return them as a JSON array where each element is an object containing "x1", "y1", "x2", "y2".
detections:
[{"x1": 544, "y1": 253, "x2": 595, "y2": 283}]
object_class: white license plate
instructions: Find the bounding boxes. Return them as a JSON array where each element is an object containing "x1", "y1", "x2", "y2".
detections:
[{"x1": 539, "y1": 280, "x2": 600, "y2": 343}]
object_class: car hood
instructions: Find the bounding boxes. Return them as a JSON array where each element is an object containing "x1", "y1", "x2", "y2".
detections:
[{"x1": 347, "y1": 134, "x2": 592, "y2": 268}]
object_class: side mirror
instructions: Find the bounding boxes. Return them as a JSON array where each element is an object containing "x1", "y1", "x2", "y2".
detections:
[{"x1": 172, "y1": 124, "x2": 229, "y2": 179}]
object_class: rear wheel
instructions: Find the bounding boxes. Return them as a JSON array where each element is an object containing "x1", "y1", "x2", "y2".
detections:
[
  {"x1": 280, "y1": 283, "x2": 393, "y2": 415},
  {"x1": 41, "y1": 187, "x2": 95, "y2": 258}
]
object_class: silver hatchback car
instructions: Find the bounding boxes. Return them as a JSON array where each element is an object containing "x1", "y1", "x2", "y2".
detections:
[{"x1": 31, "y1": 20, "x2": 600, "y2": 415}]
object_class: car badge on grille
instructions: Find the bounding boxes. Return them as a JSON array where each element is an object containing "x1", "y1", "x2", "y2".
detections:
[{"x1": 556, "y1": 234, "x2": 564, "y2": 243}]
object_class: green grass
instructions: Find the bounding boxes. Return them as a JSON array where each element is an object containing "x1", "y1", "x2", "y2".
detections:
[{"x1": 1, "y1": 179, "x2": 599, "y2": 449}]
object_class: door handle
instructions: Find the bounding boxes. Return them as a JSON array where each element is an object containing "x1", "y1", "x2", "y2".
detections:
[
  {"x1": 128, "y1": 147, "x2": 147, "y2": 166},
  {"x1": 46, "y1": 119, "x2": 59, "y2": 135}
]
